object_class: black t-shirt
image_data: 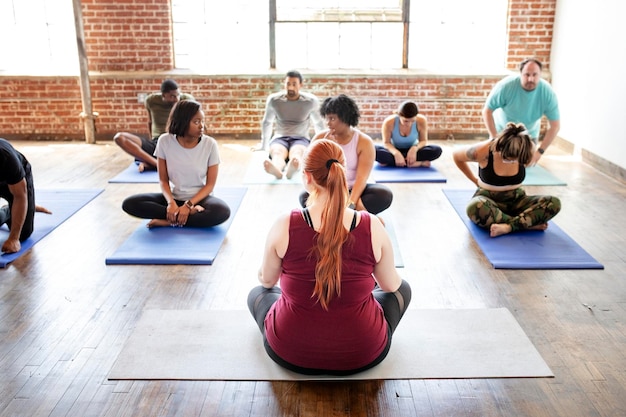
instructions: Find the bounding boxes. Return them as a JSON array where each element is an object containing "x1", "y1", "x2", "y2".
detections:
[{"x1": 0, "y1": 138, "x2": 27, "y2": 186}]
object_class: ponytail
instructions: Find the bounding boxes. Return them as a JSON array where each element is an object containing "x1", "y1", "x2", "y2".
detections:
[{"x1": 303, "y1": 140, "x2": 350, "y2": 310}]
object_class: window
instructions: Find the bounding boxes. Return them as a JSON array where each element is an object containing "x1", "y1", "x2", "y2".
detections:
[
  {"x1": 409, "y1": 0, "x2": 508, "y2": 72},
  {"x1": 275, "y1": 0, "x2": 403, "y2": 70},
  {"x1": 276, "y1": 1, "x2": 403, "y2": 22},
  {"x1": 0, "y1": 0, "x2": 78, "y2": 74},
  {"x1": 171, "y1": 0, "x2": 269, "y2": 73},
  {"x1": 173, "y1": 0, "x2": 509, "y2": 73}
]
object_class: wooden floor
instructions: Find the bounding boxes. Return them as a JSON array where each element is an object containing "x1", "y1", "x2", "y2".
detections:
[{"x1": 1, "y1": 138, "x2": 625, "y2": 417}]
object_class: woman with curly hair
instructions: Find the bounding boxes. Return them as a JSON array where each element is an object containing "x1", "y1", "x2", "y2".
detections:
[{"x1": 299, "y1": 94, "x2": 393, "y2": 215}]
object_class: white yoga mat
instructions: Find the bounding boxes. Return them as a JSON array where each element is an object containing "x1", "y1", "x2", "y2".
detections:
[
  {"x1": 378, "y1": 212, "x2": 404, "y2": 268},
  {"x1": 242, "y1": 152, "x2": 303, "y2": 184},
  {"x1": 108, "y1": 308, "x2": 553, "y2": 381}
]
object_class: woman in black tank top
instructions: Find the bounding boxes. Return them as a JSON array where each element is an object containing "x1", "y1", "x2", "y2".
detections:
[{"x1": 452, "y1": 122, "x2": 561, "y2": 237}]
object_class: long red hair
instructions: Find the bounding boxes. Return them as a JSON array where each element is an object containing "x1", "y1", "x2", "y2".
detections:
[{"x1": 303, "y1": 139, "x2": 350, "y2": 310}]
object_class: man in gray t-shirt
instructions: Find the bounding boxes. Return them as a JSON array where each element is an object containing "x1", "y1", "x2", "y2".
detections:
[{"x1": 255, "y1": 70, "x2": 324, "y2": 180}]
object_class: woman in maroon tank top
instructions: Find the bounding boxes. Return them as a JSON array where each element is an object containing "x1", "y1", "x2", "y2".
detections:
[{"x1": 248, "y1": 139, "x2": 411, "y2": 376}]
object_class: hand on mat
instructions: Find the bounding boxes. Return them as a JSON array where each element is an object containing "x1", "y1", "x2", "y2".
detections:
[
  {"x1": 1, "y1": 237, "x2": 21, "y2": 254},
  {"x1": 1, "y1": 206, "x2": 52, "y2": 254},
  {"x1": 251, "y1": 143, "x2": 264, "y2": 152}
]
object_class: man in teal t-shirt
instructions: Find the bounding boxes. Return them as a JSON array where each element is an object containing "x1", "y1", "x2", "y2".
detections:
[{"x1": 483, "y1": 58, "x2": 560, "y2": 165}]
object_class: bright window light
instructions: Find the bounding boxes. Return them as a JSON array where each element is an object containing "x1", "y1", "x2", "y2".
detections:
[
  {"x1": 174, "y1": 0, "x2": 508, "y2": 73},
  {"x1": 0, "y1": 0, "x2": 78, "y2": 75}
]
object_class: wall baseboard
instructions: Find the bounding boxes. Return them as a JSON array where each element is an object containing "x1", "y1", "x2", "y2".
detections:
[
  {"x1": 581, "y1": 149, "x2": 626, "y2": 184},
  {"x1": 554, "y1": 136, "x2": 625, "y2": 184}
]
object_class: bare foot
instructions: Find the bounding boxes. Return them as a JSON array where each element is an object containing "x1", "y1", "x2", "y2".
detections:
[
  {"x1": 408, "y1": 161, "x2": 431, "y2": 168},
  {"x1": 147, "y1": 219, "x2": 171, "y2": 228},
  {"x1": 35, "y1": 205, "x2": 52, "y2": 214},
  {"x1": 490, "y1": 223, "x2": 513, "y2": 237},
  {"x1": 263, "y1": 159, "x2": 283, "y2": 179},
  {"x1": 528, "y1": 223, "x2": 548, "y2": 231},
  {"x1": 138, "y1": 162, "x2": 157, "y2": 173},
  {"x1": 285, "y1": 158, "x2": 300, "y2": 179}
]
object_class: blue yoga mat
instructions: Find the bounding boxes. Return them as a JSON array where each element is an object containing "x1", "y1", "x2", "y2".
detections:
[
  {"x1": 371, "y1": 164, "x2": 447, "y2": 183},
  {"x1": 105, "y1": 187, "x2": 247, "y2": 265},
  {"x1": 522, "y1": 165, "x2": 566, "y2": 186},
  {"x1": 1, "y1": 188, "x2": 104, "y2": 268},
  {"x1": 442, "y1": 189, "x2": 603, "y2": 269},
  {"x1": 109, "y1": 162, "x2": 159, "y2": 183}
]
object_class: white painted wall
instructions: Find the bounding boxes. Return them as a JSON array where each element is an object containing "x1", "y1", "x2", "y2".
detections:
[{"x1": 550, "y1": 0, "x2": 626, "y2": 169}]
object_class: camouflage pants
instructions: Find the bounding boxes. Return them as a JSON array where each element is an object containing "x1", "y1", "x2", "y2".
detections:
[{"x1": 466, "y1": 187, "x2": 561, "y2": 232}]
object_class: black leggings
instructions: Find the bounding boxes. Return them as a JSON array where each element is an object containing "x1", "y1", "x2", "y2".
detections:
[
  {"x1": 375, "y1": 144, "x2": 443, "y2": 166},
  {"x1": 122, "y1": 193, "x2": 231, "y2": 227},
  {"x1": 247, "y1": 279, "x2": 412, "y2": 375},
  {"x1": 299, "y1": 184, "x2": 393, "y2": 215}
]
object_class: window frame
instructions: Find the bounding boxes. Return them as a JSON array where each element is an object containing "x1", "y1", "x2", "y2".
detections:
[{"x1": 269, "y1": 0, "x2": 411, "y2": 69}]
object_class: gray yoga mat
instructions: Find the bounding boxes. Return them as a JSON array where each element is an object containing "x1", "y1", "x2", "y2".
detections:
[{"x1": 109, "y1": 308, "x2": 553, "y2": 381}]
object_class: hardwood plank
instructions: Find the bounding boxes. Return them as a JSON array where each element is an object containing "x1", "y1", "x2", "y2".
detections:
[{"x1": 0, "y1": 139, "x2": 624, "y2": 417}]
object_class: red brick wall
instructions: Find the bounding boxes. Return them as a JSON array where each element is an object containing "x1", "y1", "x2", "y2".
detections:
[
  {"x1": 0, "y1": 0, "x2": 556, "y2": 141},
  {"x1": 81, "y1": 0, "x2": 174, "y2": 72},
  {"x1": 506, "y1": 0, "x2": 557, "y2": 70}
]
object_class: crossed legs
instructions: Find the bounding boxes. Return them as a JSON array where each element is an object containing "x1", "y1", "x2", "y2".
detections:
[
  {"x1": 466, "y1": 188, "x2": 562, "y2": 237},
  {"x1": 113, "y1": 132, "x2": 158, "y2": 172}
]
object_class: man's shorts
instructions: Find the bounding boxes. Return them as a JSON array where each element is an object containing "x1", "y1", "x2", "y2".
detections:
[
  {"x1": 140, "y1": 137, "x2": 159, "y2": 156},
  {"x1": 269, "y1": 136, "x2": 310, "y2": 151}
]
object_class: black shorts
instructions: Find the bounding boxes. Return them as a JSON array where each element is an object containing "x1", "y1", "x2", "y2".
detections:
[{"x1": 140, "y1": 137, "x2": 159, "y2": 156}]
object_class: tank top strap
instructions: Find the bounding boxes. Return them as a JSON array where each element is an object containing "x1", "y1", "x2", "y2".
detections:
[
  {"x1": 350, "y1": 210, "x2": 358, "y2": 231},
  {"x1": 301, "y1": 208, "x2": 314, "y2": 228}
]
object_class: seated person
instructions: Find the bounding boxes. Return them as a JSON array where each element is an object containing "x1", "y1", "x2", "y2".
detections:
[
  {"x1": 375, "y1": 100, "x2": 442, "y2": 167},
  {"x1": 248, "y1": 139, "x2": 412, "y2": 375},
  {"x1": 452, "y1": 122, "x2": 561, "y2": 237},
  {"x1": 255, "y1": 70, "x2": 324, "y2": 180},
  {"x1": 0, "y1": 138, "x2": 51, "y2": 253},
  {"x1": 122, "y1": 100, "x2": 230, "y2": 228},
  {"x1": 299, "y1": 94, "x2": 393, "y2": 215},
  {"x1": 114, "y1": 79, "x2": 195, "y2": 172}
]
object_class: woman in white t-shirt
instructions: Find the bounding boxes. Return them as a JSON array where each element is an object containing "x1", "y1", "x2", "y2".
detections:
[{"x1": 122, "y1": 100, "x2": 230, "y2": 228}]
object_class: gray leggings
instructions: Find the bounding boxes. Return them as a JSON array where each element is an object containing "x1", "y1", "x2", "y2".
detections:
[{"x1": 247, "y1": 279, "x2": 412, "y2": 375}]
